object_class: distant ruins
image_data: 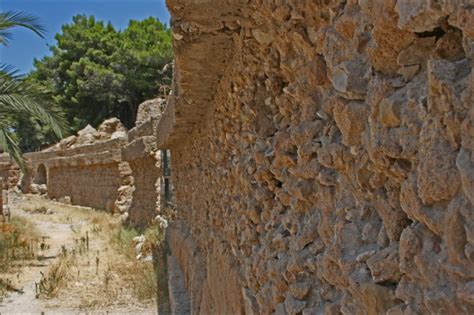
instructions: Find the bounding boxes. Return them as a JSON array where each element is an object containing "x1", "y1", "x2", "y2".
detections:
[
  {"x1": 0, "y1": 98, "x2": 169, "y2": 228},
  {"x1": 2, "y1": 0, "x2": 474, "y2": 314}
]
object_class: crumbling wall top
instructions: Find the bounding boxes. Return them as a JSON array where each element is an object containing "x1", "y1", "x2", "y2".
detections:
[{"x1": 156, "y1": 0, "x2": 246, "y2": 148}]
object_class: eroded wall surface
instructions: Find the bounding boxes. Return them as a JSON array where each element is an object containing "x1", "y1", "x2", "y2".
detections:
[
  {"x1": 122, "y1": 99, "x2": 166, "y2": 227},
  {"x1": 48, "y1": 163, "x2": 121, "y2": 211},
  {"x1": 127, "y1": 153, "x2": 161, "y2": 227},
  {"x1": 166, "y1": 0, "x2": 474, "y2": 314},
  {"x1": 26, "y1": 138, "x2": 127, "y2": 212},
  {"x1": 0, "y1": 155, "x2": 19, "y2": 190}
]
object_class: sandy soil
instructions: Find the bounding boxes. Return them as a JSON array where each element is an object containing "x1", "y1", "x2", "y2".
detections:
[{"x1": 0, "y1": 194, "x2": 157, "y2": 314}]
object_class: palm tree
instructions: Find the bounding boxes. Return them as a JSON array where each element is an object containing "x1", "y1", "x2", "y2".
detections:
[{"x1": 0, "y1": 11, "x2": 65, "y2": 170}]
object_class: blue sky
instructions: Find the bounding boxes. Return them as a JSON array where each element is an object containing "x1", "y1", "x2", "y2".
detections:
[{"x1": 0, "y1": 0, "x2": 171, "y2": 74}]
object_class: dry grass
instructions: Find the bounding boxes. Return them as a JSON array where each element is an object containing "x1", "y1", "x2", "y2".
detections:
[
  {"x1": 56, "y1": 224, "x2": 159, "y2": 310},
  {"x1": 4, "y1": 194, "x2": 160, "y2": 311},
  {"x1": 109, "y1": 224, "x2": 160, "y2": 300},
  {"x1": 18, "y1": 195, "x2": 113, "y2": 227},
  {"x1": 0, "y1": 216, "x2": 40, "y2": 272},
  {"x1": 0, "y1": 216, "x2": 41, "y2": 300},
  {"x1": 36, "y1": 251, "x2": 75, "y2": 299}
]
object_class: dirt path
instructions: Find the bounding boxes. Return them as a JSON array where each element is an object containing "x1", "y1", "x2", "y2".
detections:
[{"x1": 0, "y1": 194, "x2": 157, "y2": 314}]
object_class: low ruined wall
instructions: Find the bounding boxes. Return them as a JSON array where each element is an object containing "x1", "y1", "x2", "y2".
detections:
[
  {"x1": 26, "y1": 138, "x2": 127, "y2": 211},
  {"x1": 127, "y1": 155, "x2": 161, "y2": 227},
  {"x1": 48, "y1": 163, "x2": 121, "y2": 211},
  {"x1": 0, "y1": 155, "x2": 19, "y2": 189},
  {"x1": 0, "y1": 162, "x2": 10, "y2": 188},
  {"x1": 122, "y1": 116, "x2": 163, "y2": 226},
  {"x1": 0, "y1": 155, "x2": 9, "y2": 180},
  {"x1": 164, "y1": 0, "x2": 474, "y2": 314}
]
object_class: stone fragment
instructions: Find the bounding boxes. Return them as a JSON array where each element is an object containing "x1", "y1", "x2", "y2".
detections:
[
  {"x1": 395, "y1": 0, "x2": 446, "y2": 32},
  {"x1": 431, "y1": 28, "x2": 465, "y2": 61},
  {"x1": 284, "y1": 295, "x2": 307, "y2": 315},
  {"x1": 58, "y1": 196, "x2": 72, "y2": 205},
  {"x1": 97, "y1": 117, "x2": 126, "y2": 140},
  {"x1": 456, "y1": 148, "x2": 474, "y2": 205},
  {"x1": 75, "y1": 124, "x2": 97, "y2": 145},
  {"x1": 242, "y1": 288, "x2": 259, "y2": 315},
  {"x1": 333, "y1": 101, "x2": 368, "y2": 146},
  {"x1": 368, "y1": 27, "x2": 412, "y2": 74},
  {"x1": 317, "y1": 168, "x2": 337, "y2": 187},
  {"x1": 398, "y1": 64, "x2": 420, "y2": 80},
  {"x1": 457, "y1": 281, "x2": 474, "y2": 305},
  {"x1": 366, "y1": 244, "x2": 401, "y2": 283},
  {"x1": 379, "y1": 96, "x2": 402, "y2": 128},
  {"x1": 400, "y1": 174, "x2": 444, "y2": 236},
  {"x1": 386, "y1": 304, "x2": 406, "y2": 315},
  {"x1": 37, "y1": 184, "x2": 48, "y2": 195},
  {"x1": 417, "y1": 121, "x2": 460, "y2": 205},
  {"x1": 252, "y1": 29, "x2": 273, "y2": 46},
  {"x1": 111, "y1": 130, "x2": 127, "y2": 139},
  {"x1": 255, "y1": 186, "x2": 274, "y2": 202},
  {"x1": 457, "y1": 102, "x2": 474, "y2": 206},
  {"x1": 30, "y1": 183, "x2": 39, "y2": 194},
  {"x1": 397, "y1": 37, "x2": 435, "y2": 67},
  {"x1": 136, "y1": 98, "x2": 165, "y2": 126},
  {"x1": 427, "y1": 58, "x2": 470, "y2": 115},
  {"x1": 360, "y1": 283, "x2": 399, "y2": 315},
  {"x1": 275, "y1": 302, "x2": 288, "y2": 315},
  {"x1": 324, "y1": 303, "x2": 342, "y2": 315},
  {"x1": 330, "y1": 58, "x2": 369, "y2": 100},
  {"x1": 289, "y1": 282, "x2": 311, "y2": 300},
  {"x1": 356, "y1": 250, "x2": 376, "y2": 263}
]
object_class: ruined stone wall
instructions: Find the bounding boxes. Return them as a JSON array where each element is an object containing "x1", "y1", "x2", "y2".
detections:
[
  {"x1": 48, "y1": 163, "x2": 121, "y2": 211},
  {"x1": 0, "y1": 118, "x2": 130, "y2": 211},
  {"x1": 0, "y1": 161, "x2": 10, "y2": 188},
  {"x1": 166, "y1": 0, "x2": 473, "y2": 314},
  {"x1": 24, "y1": 138, "x2": 127, "y2": 212},
  {"x1": 127, "y1": 154, "x2": 161, "y2": 227},
  {"x1": 0, "y1": 155, "x2": 19, "y2": 189},
  {"x1": 122, "y1": 100, "x2": 165, "y2": 227}
]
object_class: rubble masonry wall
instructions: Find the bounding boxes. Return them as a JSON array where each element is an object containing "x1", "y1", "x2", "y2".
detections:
[{"x1": 165, "y1": 1, "x2": 474, "y2": 314}]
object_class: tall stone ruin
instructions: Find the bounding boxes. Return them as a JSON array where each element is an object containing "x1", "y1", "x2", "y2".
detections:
[{"x1": 159, "y1": 1, "x2": 474, "y2": 314}]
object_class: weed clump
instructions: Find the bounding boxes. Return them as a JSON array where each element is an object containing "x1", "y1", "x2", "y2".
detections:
[
  {"x1": 110, "y1": 222, "x2": 166, "y2": 301},
  {"x1": 36, "y1": 251, "x2": 75, "y2": 299},
  {"x1": 0, "y1": 217, "x2": 39, "y2": 272}
]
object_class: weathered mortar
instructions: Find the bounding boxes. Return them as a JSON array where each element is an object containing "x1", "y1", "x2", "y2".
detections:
[{"x1": 162, "y1": 0, "x2": 474, "y2": 314}]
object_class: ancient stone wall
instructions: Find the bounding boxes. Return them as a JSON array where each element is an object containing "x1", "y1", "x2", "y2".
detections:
[
  {"x1": 0, "y1": 155, "x2": 11, "y2": 187},
  {"x1": 48, "y1": 163, "x2": 121, "y2": 211},
  {"x1": 122, "y1": 137, "x2": 162, "y2": 227},
  {"x1": 164, "y1": 0, "x2": 474, "y2": 314},
  {"x1": 25, "y1": 137, "x2": 128, "y2": 212},
  {"x1": 128, "y1": 156, "x2": 160, "y2": 226},
  {"x1": 121, "y1": 99, "x2": 166, "y2": 227},
  {"x1": 0, "y1": 154, "x2": 19, "y2": 189}
]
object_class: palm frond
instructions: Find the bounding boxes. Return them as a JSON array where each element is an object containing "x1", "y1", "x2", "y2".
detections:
[
  {"x1": 0, "y1": 124, "x2": 26, "y2": 171},
  {"x1": 0, "y1": 63, "x2": 20, "y2": 78},
  {"x1": 0, "y1": 70, "x2": 66, "y2": 138},
  {"x1": 0, "y1": 11, "x2": 46, "y2": 45}
]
